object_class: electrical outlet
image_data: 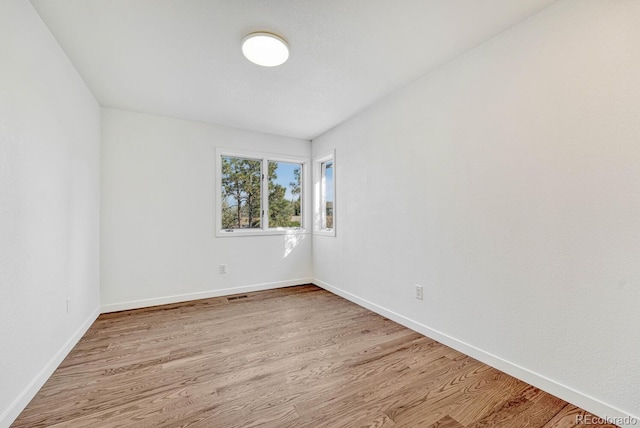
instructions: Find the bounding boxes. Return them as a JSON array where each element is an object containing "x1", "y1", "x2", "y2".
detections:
[
  {"x1": 415, "y1": 285, "x2": 423, "y2": 300},
  {"x1": 66, "y1": 298, "x2": 72, "y2": 314},
  {"x1": 219, "y1": 264, "x2": 227, "y2": 274}
]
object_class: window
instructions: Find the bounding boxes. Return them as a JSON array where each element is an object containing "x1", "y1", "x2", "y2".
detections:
[
  {"x1": 268, "y1": 161, "x2": 302, "y2": 228},
  {"x1": 321, "y1": 160, "x2": 334, "y2": 229},
  {"x1": 221, "y1": 156, "x2": 262, "y2": 229},
  {"x1": 216, "y1": 148, "x2": 308, "y2": 236},
  {"x1": 314, "y1": 150, "x2": 336, "y2": 236}
]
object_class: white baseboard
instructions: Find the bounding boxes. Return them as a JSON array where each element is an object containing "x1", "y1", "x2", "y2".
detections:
[
  {"x1": 100, "y1": 278, "x2": 314, "y2": 313},
  {"x1": 0, "y1": 306, "x2": 100, "y2": 428},
  {"x1": 312, "y1": 278, "x2": 639, "y2": 428}
]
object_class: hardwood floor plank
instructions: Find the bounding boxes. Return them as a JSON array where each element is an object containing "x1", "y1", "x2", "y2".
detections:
[
  {"x1": 427, "y1": 416, "x2": 466, "y2": 428},
  {"x1": 447, "y1": 373, "x2": 531, "y2": 426},
  {"x1": 542, "y1": 404, "x2": 618, "y2": 428},
  {"x1": 12, "y1": 286, "x2": 616, "y2": 428}
]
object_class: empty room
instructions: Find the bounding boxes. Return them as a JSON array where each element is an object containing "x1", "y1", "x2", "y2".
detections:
[{"x1": 1, "y1": 0, "x2": 639, "y2": 427}]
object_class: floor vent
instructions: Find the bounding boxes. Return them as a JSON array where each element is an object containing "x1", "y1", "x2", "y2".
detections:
[{"x1": 227, "y1": 295, "x2": 248, "y2": 301}]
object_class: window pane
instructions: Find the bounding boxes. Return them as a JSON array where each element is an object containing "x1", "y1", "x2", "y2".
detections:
[
  {"x1": 221, "y1": 156, "x2": 262, "y2": 229},
  {"x1": 268, "y1": 161, "x2": 302, "y2": 228},
  {"x1": 322, "y1": 160, "x2": 334, "y2": 229}
]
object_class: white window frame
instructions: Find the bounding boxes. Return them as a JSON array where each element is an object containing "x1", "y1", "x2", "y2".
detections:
[
  {"x1": 313, "y1": 150, "x2": 336, "y2": 237},
  {"x1": 216, "y1": 147, "x2": 310, "y2": 237}
]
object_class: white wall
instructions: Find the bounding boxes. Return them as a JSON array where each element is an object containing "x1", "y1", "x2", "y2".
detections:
[
  {"x1": 0, "y1": 1, "x2": 101, "y2": 426},
  {"x1": 101, "y1": 108, "x2": 312, "y2": 311},
  {"x1": 312, "y1": 0, "x2": 640, "y2": 423}
]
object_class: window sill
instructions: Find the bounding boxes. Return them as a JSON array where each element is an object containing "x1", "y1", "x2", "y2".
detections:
[
  {"x1": 216, "y1": 228, "x2": 309, "y2": 238},
  {"x1": 313, "y1": 229, "x2": 335, "y2": 237}
]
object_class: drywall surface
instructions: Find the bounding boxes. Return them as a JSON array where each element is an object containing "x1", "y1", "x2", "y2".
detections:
[
  {"x1": 101, "y1": 108, "x2": 312, "y2": 311},
  {"x1": 312, "y1": 0, "x2": 640, "y2": 421},
  {"x1": 0, "y1": 1, "x2": 101, "y2": 426}
]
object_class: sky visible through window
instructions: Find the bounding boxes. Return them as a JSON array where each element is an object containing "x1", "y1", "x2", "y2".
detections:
[
  {"x1": 324, "y1": 162, "x2": 333, "y2": 201},
  {"x1": 221, "y1": 158, "x2": 300, "y2": 204},
  {"x1": 273, "y1": 162, "x2": 300, "y2": 200}
]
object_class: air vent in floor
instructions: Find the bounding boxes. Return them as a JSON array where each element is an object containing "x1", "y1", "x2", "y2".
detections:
[{"x1": 227, "y1": 295, "x2": 248, "y2": 301}]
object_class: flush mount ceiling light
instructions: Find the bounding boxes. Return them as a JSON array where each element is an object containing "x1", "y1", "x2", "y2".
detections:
[{"x1": 242, "y1": 32, "x2": 289, "y2": 67}]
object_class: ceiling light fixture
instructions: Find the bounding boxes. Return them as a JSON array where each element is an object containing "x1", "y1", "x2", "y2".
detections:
[{"x1": 242, "y1": 32, "x2": 289, "y2": 67}]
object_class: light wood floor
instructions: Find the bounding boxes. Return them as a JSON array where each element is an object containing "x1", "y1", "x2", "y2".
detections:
[{"x1": 13, "y1": 285, "x2": 616, "y2": 428}]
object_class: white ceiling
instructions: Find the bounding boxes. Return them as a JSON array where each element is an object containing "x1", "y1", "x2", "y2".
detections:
[{"x1": 30, "y1": 0, "x2": 558, "y2": 140}]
